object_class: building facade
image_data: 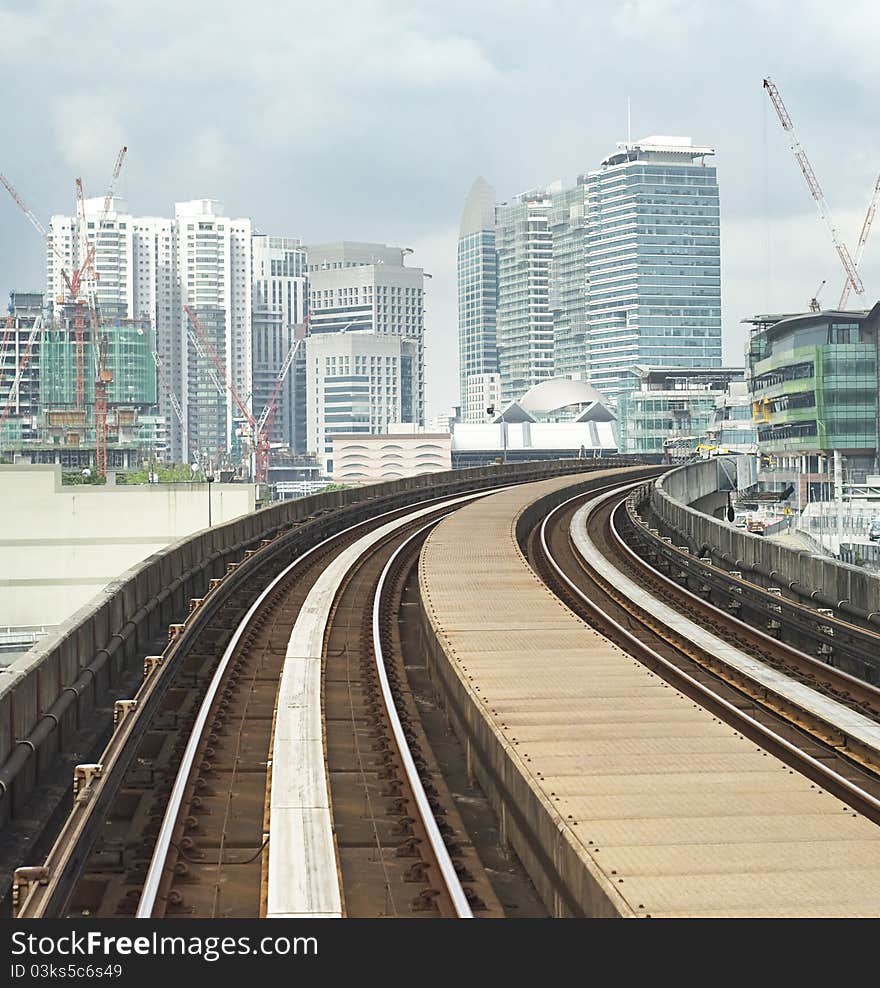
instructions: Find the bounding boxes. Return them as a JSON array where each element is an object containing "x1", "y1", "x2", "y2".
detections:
[
  {"x1": 305, "y1": 331, "x2": 419, "y2": 474},
  {"x1": 495, "y1": 190, "x2": 555, "y2": 403},
  {"x1": 1, "y1": 291, "x2": 43, "y2": 445},
  {"x1": 457, "y1": 177, "x2": 499, "y2": 422},
  {"x1": 329, "y1": 431, "x2": 451, "y2": 484},
  {"x1": 306, "y1": 242, "x2": 425, "y2": 429},
  {"x1": 616, "y1": 365, "x2": 745, "y2": 456},
  {"x1": 747, "y1": 305, "x2": 880, "y2": 503},
  {"x1": 706, "y1": 380, "x2": 758, "y2": 455},
  {"x1": 550, "y1": 181, "x2": 589, "y2": 381},
  {"x1": 584, "y1": 136, "x2": 722, "y2": 403},
  {"x1": 251, "y1": 235, "x2": 307, "y2": 449},
  {"x1": 464, "y1": 372, "x2": 500, "y2": 424}
]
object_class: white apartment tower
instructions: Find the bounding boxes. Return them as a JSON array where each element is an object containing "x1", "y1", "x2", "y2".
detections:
[
  {"x1": 175, "y1": 200, "x2": 252, "y2": 465},
  {"x1": 48, "y1": 199, "x2": 253, "y2": 464}
]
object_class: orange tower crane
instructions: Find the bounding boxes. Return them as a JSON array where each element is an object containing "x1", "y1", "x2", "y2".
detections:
[{"x1": 763, "y1": 77, "x2": 864, "y2": 302}]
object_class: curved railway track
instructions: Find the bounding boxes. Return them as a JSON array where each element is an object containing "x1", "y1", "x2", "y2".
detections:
[
  {"x1": 14, "y1": 491, "x2": 502, "y2": 919},
  {"x1": 529, "y1": 482, "x2": 880, "y2": 827}
]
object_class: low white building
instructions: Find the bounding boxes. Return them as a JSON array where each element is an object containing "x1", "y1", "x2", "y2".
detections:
[
  {"x1": 330, "y1": 432, "x2": 451, "y2": 484},
  {"x1": 451, "y1": 377, "x2": 618, "y2": 467}
]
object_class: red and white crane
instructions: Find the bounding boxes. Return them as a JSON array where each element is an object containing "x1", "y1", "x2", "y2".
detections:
[
  {"x1": 763, "y1": 77, "x2": 864, "y2": 303},
  {"x1": 254, "y1": 312, "x2": 309, "y2": 444},
  {"x1": 185, "y1": 305, "x2": 308, "y2": 483},
  {"x1": 183, "y1": 305, "x2": 269, "y2": 481}
]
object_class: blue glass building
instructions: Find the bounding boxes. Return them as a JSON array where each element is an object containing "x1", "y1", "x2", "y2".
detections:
[{"x1": 584, "y1": 136, "x2": 722, "y2": 403}]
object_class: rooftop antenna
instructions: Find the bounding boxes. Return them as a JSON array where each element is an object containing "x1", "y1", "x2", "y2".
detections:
[{"x1": 627, "y1": 97, "x2": 632, "y2": 146}]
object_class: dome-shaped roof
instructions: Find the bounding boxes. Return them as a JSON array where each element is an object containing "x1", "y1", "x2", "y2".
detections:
[
  {"x1": 518, "y1": 378, "x2": 611, "y2": 414},
  {"x1": 517, "y1": 377, "x2": 614, "y2": 421}
]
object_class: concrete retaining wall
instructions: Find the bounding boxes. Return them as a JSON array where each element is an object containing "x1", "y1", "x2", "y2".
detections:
[{"x1": 652, "y1": 457, "x2": 880, "y2": 622}]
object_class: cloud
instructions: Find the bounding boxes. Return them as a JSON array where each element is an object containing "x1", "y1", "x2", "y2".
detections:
[
  {"x1": 3, "y1": 2, "x2": 880, "y2": 416},
  {"x1": 52, "y1": 93, "x2": 127, "y2": 187}
]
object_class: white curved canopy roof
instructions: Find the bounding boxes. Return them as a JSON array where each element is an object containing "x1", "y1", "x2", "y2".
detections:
[{"x1": 518, "y1": 378, "x2": 609, "y2": 413}]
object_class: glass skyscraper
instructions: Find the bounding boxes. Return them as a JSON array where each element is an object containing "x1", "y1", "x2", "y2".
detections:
[
  {"x1": 584, "y1": 136, "x2": 722, "y2": 402},
  {"x1": 495, "y1": 190, "x2": 554, "y2": 404},
  {"x1": 457, "y1": 178, "x2": 499, "y2": 422},
  {"x1": 550, "y1": 181, "x2": 588, "y2": 381}
]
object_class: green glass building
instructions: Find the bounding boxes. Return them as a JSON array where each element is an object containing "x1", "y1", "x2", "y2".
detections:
[{"x1": 746, "y1": 305, "x2": 880, "y2": 499}]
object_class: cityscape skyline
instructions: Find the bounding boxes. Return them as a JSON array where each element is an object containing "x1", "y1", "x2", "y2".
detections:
[{"x1": 2, "y1": 3, "x2": 879, "y2": 419}]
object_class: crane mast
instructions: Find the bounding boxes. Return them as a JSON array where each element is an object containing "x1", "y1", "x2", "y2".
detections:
[
  {"x1": 183, "y1": 305, "x2": 269, "y2": 481},
  {"x1": 763, "y1": 77, "x2": 864, "y2": 300}
]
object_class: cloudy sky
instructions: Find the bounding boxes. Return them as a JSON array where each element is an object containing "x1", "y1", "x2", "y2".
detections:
[{"x1": 1, "y1": 0, "x2": 878, "y2": 416}]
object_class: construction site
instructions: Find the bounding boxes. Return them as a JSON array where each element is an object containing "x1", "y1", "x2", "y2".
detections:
[
  {"x1": 1, "y1": 148, "x2": 306, "y2": 484},
  {"x1": 0, "y1": 149, "x2": 165, "y2": 477}
]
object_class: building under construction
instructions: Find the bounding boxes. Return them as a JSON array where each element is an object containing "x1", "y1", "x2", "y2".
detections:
[
  {"x1": 0, "y1": 291, "x2": 43, "y2": 446},
  {"x1": 1, "y1": 293, "x2": 166, "y2": 468}
]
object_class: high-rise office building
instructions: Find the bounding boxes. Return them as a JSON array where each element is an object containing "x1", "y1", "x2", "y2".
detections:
[
  {"x1": 251, "y1": 235, "x2": 307, "y2": 450},
  {"x1": 457, "y1": 177, "x2": 498, "y2": 422},
  {"x1": 305, "y1": 330, "x2": 419, "y2": 474},
  {"x1": 583, "y1": 136, "x2": 722, "y2": 402},
  {"x1": 306, "y1": 242, "x2": 425, "y2": 427},
  {"x1": 549, "y1": 182, "x2": 589, "y2": 381},
  {"x1": 495, "y1": 190, "x2": 555, "y2": 403}
]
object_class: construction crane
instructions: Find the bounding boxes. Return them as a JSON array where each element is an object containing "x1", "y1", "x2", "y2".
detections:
[
  {"x1": 183, "y1": 305, "x2": 269, "y2": 482},
  {"x1": 763, "y1": 77, "x2": 864, "y2": 301},
  {"x1": 809, "y1": 279, "x2": 826, "y2": 313},
  {"x1": 1, "y1": 313, "x2": 43, "y2": 419},
  {"x1": 151, "y1": 350, "x2": 184, "y2": 426},
  {"x1": 839, "y1": 173, "x2": 880, "y2": 309},
  {"x1": 254, "y1": 312, "x2": 309, "y2": 444},
  {"x1": 64, "y1": 148, "x2": 128, "y2": 411},
  {"x1": 1, "y1": 173, "x2": 73, "y2": 296}
]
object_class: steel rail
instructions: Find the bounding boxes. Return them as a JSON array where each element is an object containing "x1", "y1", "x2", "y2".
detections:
[
  {"x1": 373, "y1": 519, "x2": 474, "y2": 919},
  {"x1": 139, "y1": 490, "x2": 492, "y2": 918},
  {"x1": 615, "y1": 488, "x2": 880, "y2": 710},
  {"x1": 538, "y1": 483, "x2": 880, "y2": 822}
]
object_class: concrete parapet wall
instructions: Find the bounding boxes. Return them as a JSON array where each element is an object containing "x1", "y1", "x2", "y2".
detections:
[
  {"x1": 0, "y1": 458, "x2": 625, "y2": 850},
  {"x1": 652, "y1": 457, "x2": 880, "y2": 621}
]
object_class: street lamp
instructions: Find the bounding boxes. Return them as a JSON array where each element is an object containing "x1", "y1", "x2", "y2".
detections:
[
  {"x1": 205, "y1": 468, "x2": 215, "y2": 528},
  {"x1": 487, "y1": 404, "x2": 507, "y2": 464}
]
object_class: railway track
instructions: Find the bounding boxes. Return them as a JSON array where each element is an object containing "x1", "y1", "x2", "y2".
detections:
[
  {"x1": 632, "y1": 485, "x2": 880, "y2": 682},
  {"x1": 528, "y1": 482, "x2": 880, "y2": 826},
  {"x1": 14, "y1": 491, "x2": 503, "y2": 919}
]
